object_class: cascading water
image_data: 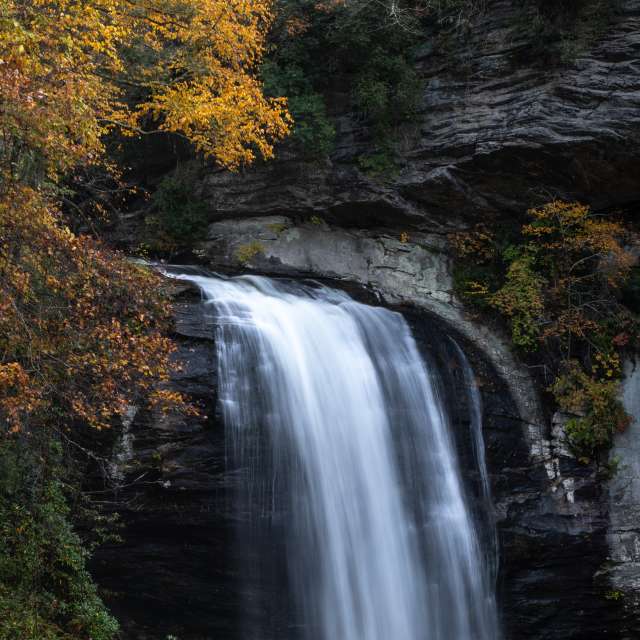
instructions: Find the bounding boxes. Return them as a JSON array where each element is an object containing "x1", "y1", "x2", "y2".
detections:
[
  {"x1": 452, "y1": 340, "x2": 500, "y2": 592},
  {"x1": 173, "y1": 271, "x2": 499, "y2": 640}
]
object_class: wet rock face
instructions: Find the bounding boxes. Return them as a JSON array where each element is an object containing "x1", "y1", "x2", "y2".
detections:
[
  {"x1": 605, "y1": 359, "x2": 640, "y2": 635},
  {"x1": 93, "y1": 3, "x2": 640, "y2": 635},
  {"x1": 195, "y1": 1, "x2": 640, "y2": 229},
  {"x1": 90, "y1": 288, "x2": 242, "y2": 640},
  {"x1": 409, "y1": 312, "x2": 624, "y2": 640},
  {"x1": 91, "y1": 285, "x2": 626, "y2": 640}
]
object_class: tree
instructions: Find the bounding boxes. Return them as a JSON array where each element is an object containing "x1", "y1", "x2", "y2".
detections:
[
  {"x1": 0, "y1": 0, "x2": 291, "y2": 177},
  {"x1": 0, "y1": 0, "x2": 293, "y2": 436},
  {"x1": 0, "y1": 3, "x2": 291, "y2": 636}
]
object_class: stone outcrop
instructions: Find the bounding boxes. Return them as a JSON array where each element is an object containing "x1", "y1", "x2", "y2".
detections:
[
  {"x1": 200, "y1": 214, "x2": 545, "y2": 438},
  {"x1": 193, "y1": 0, "x2": 640, "y2": 229},
  {"x1": 96, "y1": 2, "x2": 640, "y2": 637}
]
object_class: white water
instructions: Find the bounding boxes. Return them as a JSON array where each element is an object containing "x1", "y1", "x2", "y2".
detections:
[
  {"x1": 452, "y1": 340, "x2": 500, "y2": 590},
  {"x1": 174, "y1": 272, "x2": 499, "y2": 640}
]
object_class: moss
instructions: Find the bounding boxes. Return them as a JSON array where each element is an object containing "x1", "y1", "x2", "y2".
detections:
[
  {"x1": 266, "y1": 222, "x2": 287, "y2": 234},
  {"x1": 235, "y1": 241, "x2": 265, "y2": 265}
]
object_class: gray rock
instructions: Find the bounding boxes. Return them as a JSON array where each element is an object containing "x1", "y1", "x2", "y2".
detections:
[
  {"x1": 607, "y1": 359, "x2": 640, "y2": 614},
  {"x1": 194, "y1": 1, "x2": 640, "y2": 228}
]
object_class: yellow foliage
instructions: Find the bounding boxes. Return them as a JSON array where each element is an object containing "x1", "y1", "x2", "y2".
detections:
[
  {"x1": 449, "y1": 224, "x2": 495, "y2": 262},
  {"x1": 0, "y1": 0, "x2": 291, "y2": 177},
  {"x1": 0, "y1": 185, "x2": 192, "y2": 433},
  {"x1": 489, "y1": 255, "x2": 546, "y2": 350},
  {"x1": 524, "y1": 200, "x2": 634, "y2": 285},
  {"x1": 552, "y1": 362, "x2": 631, "y2": 455},
  {"x1": 0, "y1": 0, "x2": 294, "y2": 434}
]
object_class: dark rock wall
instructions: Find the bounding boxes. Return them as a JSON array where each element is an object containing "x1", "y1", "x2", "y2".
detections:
[
  {"x1": 192, "y1": 0, "x2": 640, "y2": 230},
  {"x1": 91, "y1": 286, "x2": 626, "y2": 640}
]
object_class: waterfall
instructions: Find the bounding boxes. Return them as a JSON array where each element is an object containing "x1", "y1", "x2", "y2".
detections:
[
  {"x1": 174, "y1": 272, "x2": 499, "y2": 640},
  {"x1": 452, "y1": 340, "x2": 500, "y2": 590}
]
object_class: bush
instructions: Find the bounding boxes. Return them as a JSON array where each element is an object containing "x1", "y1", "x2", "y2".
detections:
[
  {"x1": 357, "y1": 148, "x2": 399, "y2": 180},
  {"x1": 262, "y1": 61, "x2": 335, "y2": 157},
  {"x1": 489, "y1": 255, "x2": 546, "y2": 351},
  {"x1": 147, "y1": 169, "x2": 208, "y2": 250},
  {"x1": 265, "y1": 0, "x2": 426, "y2": 157},
  {"x1": 451, "y1": 202, "x2": 637, "y2": 459},
  {"x1": 0, "y1": 439, "x2": 118, "y2": 640},
  {"x1": 552, "y1": 364, "x2": 631, "y2": 455},
  {"x1": 352, "y1": 52, "x2": 422, "y2": 139}
]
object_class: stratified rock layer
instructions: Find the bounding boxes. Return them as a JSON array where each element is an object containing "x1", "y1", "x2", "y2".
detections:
[{"x1": 194, "y1": 1, "x2": 640, "y2": 229}]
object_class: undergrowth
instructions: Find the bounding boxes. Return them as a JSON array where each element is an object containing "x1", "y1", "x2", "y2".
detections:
[{"x1": 450, "y1": 201, "x2": 638, "y2": 461}]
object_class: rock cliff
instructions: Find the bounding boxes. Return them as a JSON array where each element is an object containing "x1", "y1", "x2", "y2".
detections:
[
  {"x1": 96, "y1": 2, "x2": 640, "y2": 637},
  {"x1": 192, "y1": 0, "x2": 640, "y2": 229}
]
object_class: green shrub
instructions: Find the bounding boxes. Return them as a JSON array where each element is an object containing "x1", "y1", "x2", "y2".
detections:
[
  {"x1": 357, "y1": 149, "x2": 399, "y2": 180},
  {"x1": 0, "y1": 439, "x2": 118, "y2": 640},
  {"x1": 264, "y1": 1, "x2": 426, "y2": 157},
  {"x1": 147, "y1": 168, "x2": 208, "y2": 250},
  {"x1": 552, "y1": 364, "x2": 631, "y2": 456},
  {"x1": 352, "y1": 52, "x2": 422, "y2": 140},
  {"x1": 489, "y1": 254, "x2": 546, "y2": 351},
  {"x1": 262, "y1": 61, "x2": 335, "y2": 157}
]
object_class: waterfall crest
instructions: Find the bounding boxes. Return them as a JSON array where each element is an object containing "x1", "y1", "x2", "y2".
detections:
[{"x1": 176, "y1": 273, "x2": 499, "y2": 640}]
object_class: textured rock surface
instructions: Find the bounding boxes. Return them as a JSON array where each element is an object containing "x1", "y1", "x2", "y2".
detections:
[
  {"x1": 95, "y1": 2, "x2": 640, "y2": 637},
  {"x1": 193, "y1": 0, "x2": 640, "y2": 229},
  {"x1": 202, "y1": 215, "x2": 545, "y2": 431},
  {"x1": 90, "y1": 282, "x2": 625, "y2": 640},
  {"x1": 606, "y1": 359, "x2": 640, "y2": 633}
]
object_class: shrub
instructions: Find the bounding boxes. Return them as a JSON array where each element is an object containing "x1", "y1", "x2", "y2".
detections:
[
  {"x1": 357, "y1": 148, "x2": 399, "y2": 180},
  {"x1": 552, "y1": 364, "x2": 631, "y2": 455},
  {"x1": 451, "y1": 202, "x2": 637, "y2": 459},
  {"x1": 265, "y1": 1, "x2": 427, "y2": 157},
  {"x1": 262, "y1": 61, "x2": 335, "y2": 157},
  {"x1": 148, "y1": 169, "x2": 208, "y2": 251},
  {"x1": 489, "y1": 254, "x2": 546, "y2": 351},
  {"x1": 352, "y1": 52, "x2": 422, "y2": 140},
  {"x1": 0, "y1": 439, "x2": 119, "y2": 640}
]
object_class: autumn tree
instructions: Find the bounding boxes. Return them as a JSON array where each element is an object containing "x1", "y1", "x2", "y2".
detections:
[
  {"x1": 451, "y1": 202, "x2": 638, "y2": 460},
  {"x1": 0, "y1": 2, "x2": 291, "y2": 637}
]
